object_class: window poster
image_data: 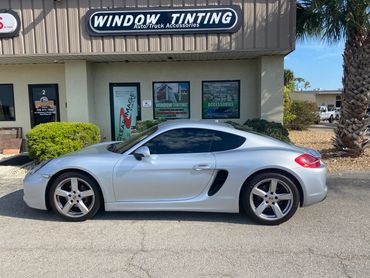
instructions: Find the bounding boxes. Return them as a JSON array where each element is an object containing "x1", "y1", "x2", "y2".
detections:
[
  {"x1": 34, "y1": 96, "x2": 55, "y2": 116},
  {"x1": 202, "y1": 81, "x2": 240, "y2": 119},
  {"x1": 112, "y1": 84, "x2": 140, "y2": 141},
  {"x1": 153, "y1": 82, "x2": 190, "y2": 119}
]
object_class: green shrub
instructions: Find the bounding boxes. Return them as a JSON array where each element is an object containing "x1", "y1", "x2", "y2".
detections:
[
  {"x1": 135, "y1": 119, "x2": 165, "y2": 133},
  {"x1": 244, "y1": 119, "x2": 291, "y2": 143},
  {"x1": 285, "y1": 100, "x2": 319, "y2": 130},
  {"x1": 227, "y1": 119, "x2": 291, "y2": 143},
  {"x1": 225, "y1": 121, "x2": 253, "y2": 132},
  {"x1": 27, "y1": 122, "x2": 100, "y2": 162},
  {"x1": 283, "y1": 86, "x2": 297, "y2": 125}
]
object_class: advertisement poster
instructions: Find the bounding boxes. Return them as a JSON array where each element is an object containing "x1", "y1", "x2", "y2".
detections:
[
  {"x1": 113, "y1": 85, "x2": 139, "y2": 141},
  {"x1": 202, "y1": 81, "x2": 240, "y2": 119},
  {"x1": 34, "y1": 96, "x2": 55, "y2": 116},
  {"x1": 153, "y1": 82, "x2": 190, "y2": 119}
]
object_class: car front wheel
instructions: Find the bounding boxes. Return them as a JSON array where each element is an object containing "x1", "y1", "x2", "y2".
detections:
[
  {"x1": 49, "y1": 172, "x2": 101, "y2": 222},
  {"x1": 241, "y1": 173, "x2": 300, "y2": 225}
]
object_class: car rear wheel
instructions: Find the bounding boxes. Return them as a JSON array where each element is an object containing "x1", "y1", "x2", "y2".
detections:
[
  {"x1": 49, "y1": 172, "x2": 101, "y2": 222},
  {"x1": 241, "y1": 173, "x2": 300, "y2": 225}
]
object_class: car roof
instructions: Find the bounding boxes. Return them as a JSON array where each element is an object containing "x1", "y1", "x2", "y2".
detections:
[
  {"x1": 156, "y1": 120, "x2": 296, "y2": 150},
  {"x1": 158, "y1": 119, "x2": 235, "y2": 131}
]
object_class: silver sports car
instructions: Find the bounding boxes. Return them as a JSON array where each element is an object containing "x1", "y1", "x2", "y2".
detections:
[{"x1": 23, "y1": 120, "x2": 327, "y2": 225}]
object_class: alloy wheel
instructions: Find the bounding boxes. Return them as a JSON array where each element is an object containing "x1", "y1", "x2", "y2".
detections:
[
  {"x1": 53, "y1": 177, "x2": 96, "y2": 218},
  {"x1": 249, "y1": 178, "x2": 294, "y2": 221}
]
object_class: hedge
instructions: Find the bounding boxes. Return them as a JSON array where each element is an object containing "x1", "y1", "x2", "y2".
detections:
[
  {"x1": 227, "y1": 119, "x2": 291, "y2": 143},
  {"x1": 27, "y1": 122, "x2": 100, "y2": 162},
  {"x1": 135, "y1": 119, "x2": 165, "y2": 133},
  {"x1": 285, "y1": 100, "x2": 320, "y2": 130}
]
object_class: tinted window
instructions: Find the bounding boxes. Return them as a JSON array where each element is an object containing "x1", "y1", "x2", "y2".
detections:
[
  {"x1": 145, "y1": 128, "x2": 214, "y2": 154},
  {"x1": 144, "y1": 128, "x2": 246, "y2": 154},
  {"x1": 0, "y1": 84, "x2": 15, "y2": 121},
  {"x1": 211, "y1": 131, "x2": 246, "y2": 152}
]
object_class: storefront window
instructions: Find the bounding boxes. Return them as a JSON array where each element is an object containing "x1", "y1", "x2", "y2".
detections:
[
  {"x1": 0, "y1": 84, "x2": 15, "y2": 121},
  {"x1": 153, "y1": 82, "x2": 190, "y2": 119},
  {"x1": 336, "y1": 95, "x2": 342, "y2": 108},
  {"x1": 202, "y1": 80, "x2": 240, "y2": 119}
]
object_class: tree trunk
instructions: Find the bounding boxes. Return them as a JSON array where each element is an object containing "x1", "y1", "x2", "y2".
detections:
[{"x1": 334, "y1": 31, "x2": 370, "y2": 156}]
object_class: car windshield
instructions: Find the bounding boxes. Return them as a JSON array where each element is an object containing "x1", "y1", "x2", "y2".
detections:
[{"x1": 107, "y1": 125, "x2": 158, "y2": 154}]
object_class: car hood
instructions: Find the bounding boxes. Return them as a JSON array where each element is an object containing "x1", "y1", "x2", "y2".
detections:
[{"x1": 65, "y1": 142, "x2": 117, "y2": 156}]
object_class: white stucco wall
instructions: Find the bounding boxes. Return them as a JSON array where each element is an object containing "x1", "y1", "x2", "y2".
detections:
[
  {"x1": 92, "y1": 60, "x2": 261, "y2": 140},
  {"x1": 0, "y1": 58, "x2": 285, "y2": 141},
  {"x1": 258, "y1": 56, "x2": 284, "y2": 123},
  {"x1": 290, "y1": 92, "x2": 316, "y2": 103},
  {"x1": 0, "y1": 64, "x2": 66, "y2": 136}
]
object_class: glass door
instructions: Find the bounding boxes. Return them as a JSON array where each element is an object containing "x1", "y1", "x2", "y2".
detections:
[
  {"x1": 109, "y1": 83, "x2": 141, "y2": 141},
  {"x1": 28, "y1": 84, "x2": 60, "y2": 128}
]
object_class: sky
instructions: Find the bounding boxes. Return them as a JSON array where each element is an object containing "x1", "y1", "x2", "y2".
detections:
[{"x1": 284, "y1": 38, "x2": 345, "y2": 91}]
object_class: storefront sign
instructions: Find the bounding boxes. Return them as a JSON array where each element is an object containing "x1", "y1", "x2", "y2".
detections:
[
  {"x1": 202, "y1": 81, "x2": 240, "y2": 119},
  {"x1": 153, "y1": 82, "x2": 190, "y2": 119},
  {"x1": 86, "y1": 6, "x2": 242, "y2": 36},
  {"x1": 112, "y1": 85, "x2": 139, "y2": 141},
  {"x1": 0, "y1": 10, "x2": 20, "y2": 38}
]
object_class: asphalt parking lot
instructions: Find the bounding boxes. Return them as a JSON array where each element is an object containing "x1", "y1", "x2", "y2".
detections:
[{"x1": 0, "y1": 173, "x2": 369, "y2": 278}]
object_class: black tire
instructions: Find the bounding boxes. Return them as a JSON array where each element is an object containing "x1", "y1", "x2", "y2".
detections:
[
  {"x1": 241, "y1": 173, "x2": 300, "y2": 225},
  {"x1": 329, "y1": 115, "x2": 334, "y2": 123},
  {"x1": 49, "y1": 171, "x2": 102, "y2": 222}
]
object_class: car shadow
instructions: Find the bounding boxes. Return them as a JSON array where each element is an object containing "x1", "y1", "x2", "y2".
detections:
[{"x1": 0, "y1": 189, "x2": 255, "y2": 225}]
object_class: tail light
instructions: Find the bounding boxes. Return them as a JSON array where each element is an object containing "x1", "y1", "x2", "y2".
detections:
[{"x1": 295, "y1": 153, "x2": 321, "y2": 168}]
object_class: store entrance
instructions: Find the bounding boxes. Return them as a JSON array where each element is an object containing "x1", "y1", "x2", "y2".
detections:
[{"x1": 29, "y1": 84, "x2": 60, "y2": 128}]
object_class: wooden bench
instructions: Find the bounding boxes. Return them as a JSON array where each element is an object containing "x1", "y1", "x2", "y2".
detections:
[{"x1": 0, "y1": 128, "x2": 23, "y2": 154}]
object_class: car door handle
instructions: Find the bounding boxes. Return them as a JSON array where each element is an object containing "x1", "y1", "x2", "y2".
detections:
[{"x1": 193, "y1": 164, "x2": 212, "y2": 171}]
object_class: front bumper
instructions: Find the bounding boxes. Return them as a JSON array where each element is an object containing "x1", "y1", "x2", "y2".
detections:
[{"x1": 23, "y1": 173, "x2": 49, "y2": 210}]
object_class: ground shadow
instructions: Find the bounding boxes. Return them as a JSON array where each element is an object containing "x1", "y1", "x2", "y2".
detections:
[{"x1": 0, "y1": 189, "x2": 254, "y2": 225}]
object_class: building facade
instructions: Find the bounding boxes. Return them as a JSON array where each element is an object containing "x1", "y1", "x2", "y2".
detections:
[
  {"x1": 291, "y1": 90, "x2": 342, "y2": 110},
  {"x1": 0, "y1": 0, "x2": 296, "y2": 140}
]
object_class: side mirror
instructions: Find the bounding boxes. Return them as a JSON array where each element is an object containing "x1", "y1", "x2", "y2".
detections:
[{"x1": 133, "y1": 146, "x2": 151, "y2": 161}]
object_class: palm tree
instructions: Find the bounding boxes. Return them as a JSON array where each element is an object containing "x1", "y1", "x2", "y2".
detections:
[{"x1": 296, "y1": 0, "x2": 370, "y2": 156}]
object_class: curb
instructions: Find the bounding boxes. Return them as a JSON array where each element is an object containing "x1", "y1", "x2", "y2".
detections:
[{"x1": 328, "y1": 172, "x2": 370, "y2": 179}]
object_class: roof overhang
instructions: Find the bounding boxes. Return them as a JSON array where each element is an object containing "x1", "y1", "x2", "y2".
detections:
[{"x1": 0, "y1": 49, "x2": 291, "y2": 65}]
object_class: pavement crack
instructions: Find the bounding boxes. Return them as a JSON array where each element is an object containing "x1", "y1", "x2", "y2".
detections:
[
  {"x1": 336, "y1": 254, "x2": 352, "y2": 278},
  {"x1": 126, "y1": 222, "x2": 152, "y2": 278}
]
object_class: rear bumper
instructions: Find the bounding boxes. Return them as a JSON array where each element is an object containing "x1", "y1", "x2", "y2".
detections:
[{"x1": 294, "y1": 165, "x2": 328, "y2": 207}]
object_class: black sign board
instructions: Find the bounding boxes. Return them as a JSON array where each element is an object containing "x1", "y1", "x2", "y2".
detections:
[{"x1": 86, "y1": 6, "x2": 242, "y2": 36}]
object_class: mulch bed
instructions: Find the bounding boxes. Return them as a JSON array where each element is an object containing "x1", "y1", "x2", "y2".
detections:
[{"x1": 289, "y1": 130, "x2": 370, "y2": 173}]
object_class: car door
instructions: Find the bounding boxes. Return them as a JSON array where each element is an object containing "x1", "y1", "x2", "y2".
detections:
[{"x1": 113, "y1": 128, "x2": 216, "y2": 202}]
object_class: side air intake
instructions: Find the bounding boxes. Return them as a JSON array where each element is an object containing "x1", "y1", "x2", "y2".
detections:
[{"x1": 208, "y1": 170, "x2": 229, "y2": 196}]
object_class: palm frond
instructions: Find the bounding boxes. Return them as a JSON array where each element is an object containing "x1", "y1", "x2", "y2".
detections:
[{"x1": 296, "y1": 0, "x2": 369, "y2": 42}]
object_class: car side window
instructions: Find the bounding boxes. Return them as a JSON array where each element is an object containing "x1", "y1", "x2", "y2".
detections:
[
  {"x1": 210, "y1": 131, "x2": 246, "y2": 152},
  {"x1": 144, "y1": 128, "x2": 214, "y2": 154}
]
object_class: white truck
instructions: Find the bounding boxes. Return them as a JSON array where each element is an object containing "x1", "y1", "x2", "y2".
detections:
[{"x1": 319, "y1": 106, "x2": 340, "y2": 123}]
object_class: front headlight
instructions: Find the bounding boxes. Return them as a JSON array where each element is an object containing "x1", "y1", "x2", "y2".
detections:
[{"x1": 28, "y1": 159, "x2": 52, "y2": 175}]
